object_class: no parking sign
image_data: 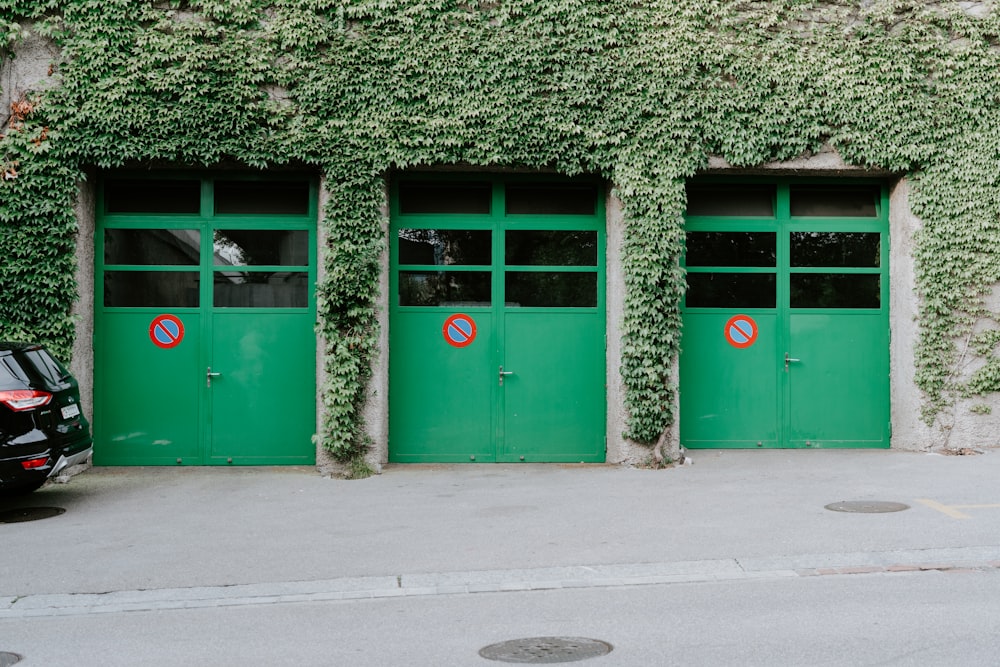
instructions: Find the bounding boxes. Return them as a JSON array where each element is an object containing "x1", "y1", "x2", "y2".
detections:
[
  {"x1": 724, "y1": 314, "x2": 757, "y2": 349},
  {"x1": 149, "y1": 314, "x2": 185, "y2": 349},
  {"x1": 443, "y1": 314, "x2": 477, "y2": 348}
]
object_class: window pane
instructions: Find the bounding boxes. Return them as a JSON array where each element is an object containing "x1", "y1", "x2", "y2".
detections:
[
  {"x1": 790, "y1": 185, "x2": 879, "y2": 217},
  {"x1": 791, "y1": 232, "x2": 880, "y2": 267},
  {"x1": 104, "y1": 271, "x2": 199, "y2": 307},
  {"x1": 20, "y1": 348, "x2": 70, "y2": 388},
  {"x1": 214, "y1": 230, "x2": 309, "y2": 266},
  {"x1": 685, "y1": 232, "x2": 776, "y2": 267},
  {"x1": 398, "y1": 229, "x2": 491, "y2": 266},
  {"x1": 104, "y1": 180, "x2": 200, "y2": 214},
  {"x1": 685, "y1": 273, "x2": 776, "y2": 308},
  {"x1": 398, "y1": 182, "x2": 491, "y2": 214},
  {"x1": 214, "y1": 271, "x2": 308, "y2": 307},
  {"x1": 685, "y1": 184, "x2": 775, "y2": 217},
  {"x1": 505, "y1": 272, "x2": 597, "y2": 307},
  {"x1": 104, "y1": 229, "x2": 200, "y2": 266},
  {"x1": 505, "y1": 184, "x2": 598, "y2": 215},
  {"x1": 790, "y1": 274, "x2": 880, "y2": 308},
  {"x1": 398, "y1": 271, "x2": 491, "y2": 306},
  {"x1": 505, "y1": 231, "x2": 598, "y2": 266},
  {"x1": 214, "y1": 181, "x2": 310, "y2": 215}
]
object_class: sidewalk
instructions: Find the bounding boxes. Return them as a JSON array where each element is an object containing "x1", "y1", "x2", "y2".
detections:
[{"x1": 3, "y1": 449, "x2": 1000, "y2": 617}]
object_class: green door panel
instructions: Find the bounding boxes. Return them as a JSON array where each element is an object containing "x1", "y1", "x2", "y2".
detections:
[
  {"x1": 389, "y1": 176, "x2": 606, "y2": 462},
  {"x1": 93, "y1": 312, "x2": 201, "y2": 465},
  {"x1": 389, "y1": 311, "x2": 495, "y2": 462},
  {"x1": 788, "y1": 313, "x2": 888, "y2": 447},
  {"x1": 502, "y1": 312, "x2": 605, "y2": 462},
  {"x1": 680, "y1": 179, "x2": 889, "y2": 450},
  {"x1": 210, "y1": 312, "x2": 316, "y2": 464},
  {"x1": 680, "y1": 313, "x2": 779, "y2": 447},
  {"x1": 94, "y1": 175, "x2": 318, "y2": 466}
]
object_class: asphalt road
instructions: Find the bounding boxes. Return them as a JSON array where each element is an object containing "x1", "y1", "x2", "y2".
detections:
[
  {"x1": 4, "y1": 569, "x2": 1000, "y2": 666},
  {"x1": 3, "y1": 450, "x2": 1000, "y2": 664}
]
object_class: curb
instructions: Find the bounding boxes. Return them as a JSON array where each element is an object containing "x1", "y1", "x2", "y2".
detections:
[{"x1": 4, "y1": 545, "x2": 1000, "y2": 619}]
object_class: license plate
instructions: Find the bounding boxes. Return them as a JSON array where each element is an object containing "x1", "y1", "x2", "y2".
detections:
[{"x1": 61, "y1": 403, "x2": 80, "y2": 419}]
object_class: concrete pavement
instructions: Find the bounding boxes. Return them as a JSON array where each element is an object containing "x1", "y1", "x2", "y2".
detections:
[{"x1": 3, "y1": 449, "x2": 1000, "y2": 619}]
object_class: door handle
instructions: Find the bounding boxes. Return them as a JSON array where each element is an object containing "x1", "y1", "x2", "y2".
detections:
[
  {"x1": 784, "y1": 353, "x2": 801, "y2": 372},
  {"x1": 499, "y1": 365, "x2": 514, "y2": 386},
  {"x1": 207, "y1": 367, "x2": 222, "y2": 387}
]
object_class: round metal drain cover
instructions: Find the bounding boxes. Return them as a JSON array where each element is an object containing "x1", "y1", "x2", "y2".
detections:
[
  {"x1": 479, "y1": 637, "x2": 612, "y2": 663},
  {"x1": 0, "y1": 652, "x2": 22, "y2": 666},
  {"x1": 0, "y1": 507, "x2": 66, "y2": 524},
  {"x1": 825, "y1": 501, "x2": 909, "y2": 513}
]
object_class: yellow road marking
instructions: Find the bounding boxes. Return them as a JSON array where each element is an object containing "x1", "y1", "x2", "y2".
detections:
[{"x1": 915, "y1": 498, "x2": 971, "y2": 519}]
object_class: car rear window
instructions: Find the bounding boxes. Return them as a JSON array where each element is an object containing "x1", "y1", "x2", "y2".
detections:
[
  {"x1": 0, "y1": 348, "x2": 71, "y2": 391},
  {"x1": 0, "y1": 356, "x2": 26, "y2": 389}
]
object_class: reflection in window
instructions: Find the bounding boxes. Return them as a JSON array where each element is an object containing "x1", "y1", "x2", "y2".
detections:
[
  {"x1": 790, "y1": 274, "x2": 880, "y2": 308},
  {"x1": 790, "y1": 186, "x2": 879, "y2": 217},
  {"x1": 685, "y1": 232, "x2": 776, "y2": 267},
  {"x1": 104, "y1": 229, "x2": 200, "y2": 265},
  {"x1": 213, "y1": 271, "x2": 308, "y2": 307},
  {"x1": 398, "y1": 183, "x2": 491, "y2": 214},
  {"x1": 214, "y1": 181, "x2": 310, "y2": 215},
  {"x1": 685, "y1": 184, "x2": 775, "y2": 217},
  {"x1": 505, "y1": 184, "x2": 598, "y2": 215},
  {"x1": 398, "y1": 271, "x2": 491, "y2": 307},
  {"x1": 104, "y1": 271, "x2": 199, "y2": 307},
  {"x1": 505, "y1": 272, "x2": 597, "y2": 307},
  {"x1": 398, "y1": 229, "x2": 491, "y2": 266},
  {"x1": 104, "y1": 180, "x2": 200, "y2": 214},
  {"x1": 213, "y1": 230, "x2": 309, "y2": 266},
  {"x1": 685, "y1": 273, "x2": 776, "y2": 308},
  {"x1": 505, "y1": 231, "x2": 597, "y2": 266},
  {"x1": 791, "y1": 232, "x2": 880, "y2": 267},
  {"x1": 19, "y1": 348, "x2": 70, "y2": 388}
]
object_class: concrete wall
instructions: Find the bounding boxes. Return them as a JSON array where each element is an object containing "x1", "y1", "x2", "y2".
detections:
[
  {"x1": 70, "y1": 175, "x2": 96, "y2": 428},
  {"x1": 0, "y1": 25, "x2": 58, "y2": 119},
  {"x1": 11, "y1": 27, "x2": 999, "y2": 466},
  {"x1": 890, "y1": 179, "x2": 1000, "y2": 451}
]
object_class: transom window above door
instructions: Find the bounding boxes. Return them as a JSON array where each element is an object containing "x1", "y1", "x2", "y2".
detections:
[{"x1": 99, "y1": 175, "x2": 316, "y2": 310}]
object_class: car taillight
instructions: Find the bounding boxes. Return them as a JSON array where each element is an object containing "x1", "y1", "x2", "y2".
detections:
[
  {"x1": 21, "y1": 457, "x2": 50, "y2": 470},
  {"x1": 0, "y1": 389, "x2": 53, "y2": 412}
]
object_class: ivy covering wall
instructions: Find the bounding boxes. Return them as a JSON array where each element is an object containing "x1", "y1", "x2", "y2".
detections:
[{"x1": 3, "y1": 0, "x2": 1000, "y2": 465}]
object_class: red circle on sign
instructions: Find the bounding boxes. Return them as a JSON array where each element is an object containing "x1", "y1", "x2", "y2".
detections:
[
  {"x1": 150, "y1": 314, "x2": 185, "y2": 349},
  {"x1": 724, "y1": 315, "x2": 758, "y2": 349},
  {"x1": 443, "y1": 314, "x2": 477, "y2": 348}
]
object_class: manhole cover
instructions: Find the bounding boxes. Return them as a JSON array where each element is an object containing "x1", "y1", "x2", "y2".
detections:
[
  {"x1": 0, "y1": 507, "x2": 66, "y2": 524},
  {"x1": 825, "y1": 501, "x2": 909, "y2": 513},
  {"x1": 479, "y1": 637, "x2": 612, "y2": 664},
  {"x1": 0, "y1": 652, "x2": 22, "y2": 666}
]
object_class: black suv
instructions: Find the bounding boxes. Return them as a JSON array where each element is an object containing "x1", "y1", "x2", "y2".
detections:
[{"x1": 0, "y1": 343, "x2": 92, "y2": 496}]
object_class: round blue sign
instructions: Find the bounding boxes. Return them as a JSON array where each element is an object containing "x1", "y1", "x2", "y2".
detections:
[
  {"x1": 443, "y1": 314, "x2": 477, "y2": 348},
  {"x1": 150, "y1": 314, "x2": 184, "y2": 349}
]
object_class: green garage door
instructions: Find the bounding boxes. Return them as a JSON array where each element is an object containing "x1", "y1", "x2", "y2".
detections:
[
  {"x1": 93, "y1": 176, "x2": 318, "y2": 465},
  {"x1": 680, "y1": 180, "x2": 890, "y2": 449},
  {"x1": 389, "y1": 177, "x2": 606, "y2": 462}
]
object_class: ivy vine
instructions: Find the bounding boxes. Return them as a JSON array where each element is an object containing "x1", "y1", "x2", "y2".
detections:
[{"x1": 4, "y1": 0, "x2": 1000, "y2": 467}]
